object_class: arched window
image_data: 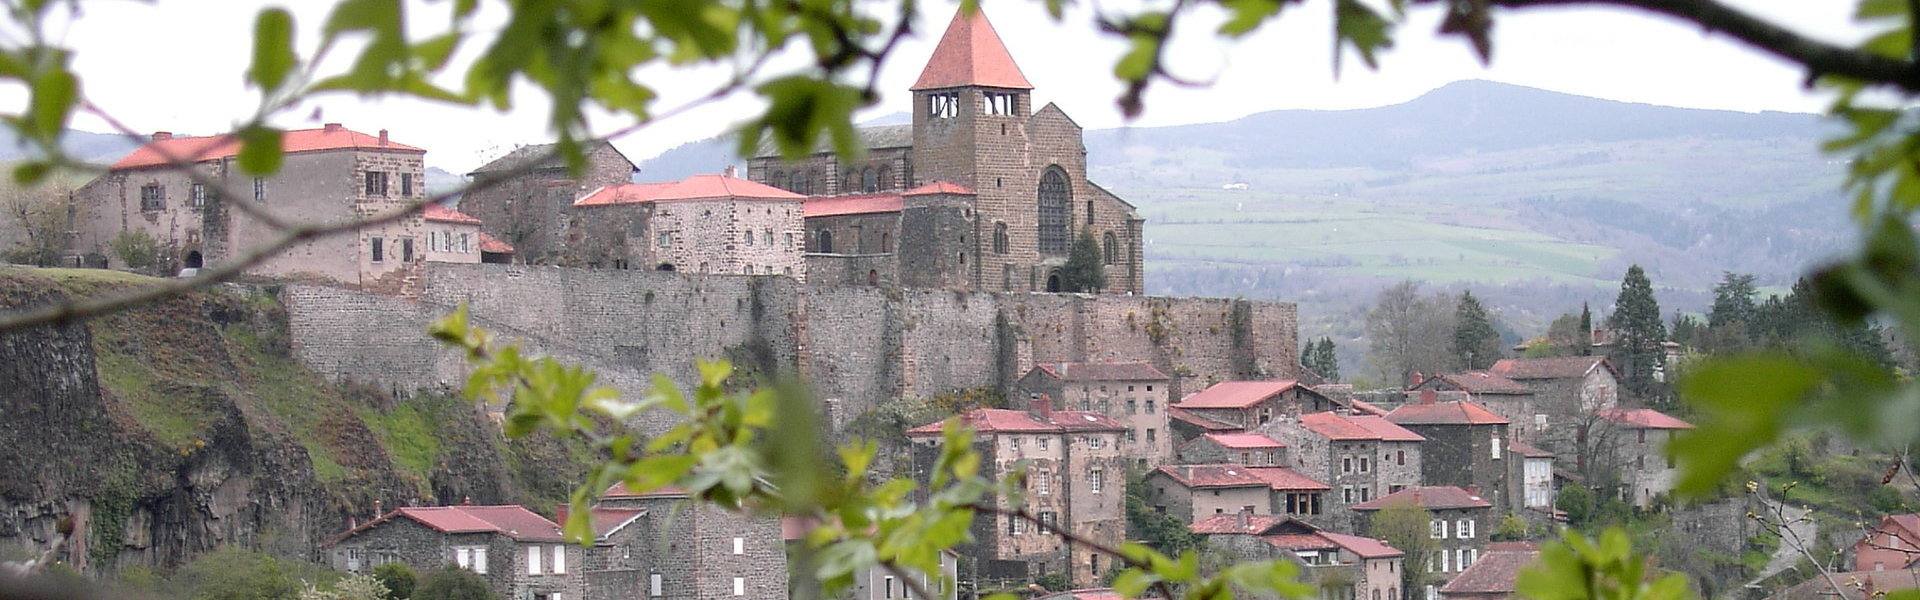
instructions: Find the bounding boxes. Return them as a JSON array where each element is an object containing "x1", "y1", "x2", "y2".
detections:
[
  {"x1": 843, "y1": 170, "x2": 856, "y2": 192},
  {"x1": 862, "y1": 168, "x2": 878, "y2": 193},
  {"x1": 877, "y1": 166, "x2": 892, "y2": 191},
  {"x1": 789, "y1": 171, "x2": 809, "y2": 195},
  {"x1": 1037, "y1": 167, "x2": 1070, "y2": 254},
  {"x1": 1103, "y1": 232, "x2": 1118, "y2": 265},
  {"x1": 816, "y1": 230, "x2": 833, "y2": 253},
  {"x1": 770, "y1": 171, "x2": 784, "y2": 189},
  {"x1": 993, "y1": 222, "x2": 1009, "y2": 254}
]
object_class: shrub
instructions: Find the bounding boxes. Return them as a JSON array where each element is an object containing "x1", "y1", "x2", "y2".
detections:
[
  {"x1": 374, "y1": 563, "x2": 417, "y2": 600},
  {"x1": 111, "y1": 229, "x2": 161, "y2": 269},
  {"x1": 413, "y1": 566, "x2": 498, "y2": 600},
  {"x1": 1557, "y1": 485, "x2": 1595, "y2": 526},
  {"x1": 1491, "y1": 513, "x2": 1530, "y2": 541}
]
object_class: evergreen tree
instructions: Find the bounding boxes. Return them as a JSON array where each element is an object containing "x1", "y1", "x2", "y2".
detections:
[
  {"x1": 1608, "y1": 264, "x2": 1667, "y2": 399},
  {"x1": 1315, "y1": 338, "x2": 1340, "y2": 382},
  {"x1": 1578, "y1": 303, "x2": 1593, "y2": 356},
  {"x1": 1452, "y1": 291, "x2": 1503, "y2": 370},
  {"x1": 1061, "y1": 230, "x2": 1108, "y2": 293}
]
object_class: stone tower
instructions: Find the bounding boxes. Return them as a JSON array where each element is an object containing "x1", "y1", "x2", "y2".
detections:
[{"x1": 898, "y1": 181, "x2": 979, "y2": 289}]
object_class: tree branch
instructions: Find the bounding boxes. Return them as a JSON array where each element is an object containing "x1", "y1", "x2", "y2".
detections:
[{"x1": 970, "y1": 503, "x2": 1181, "y2": 600}]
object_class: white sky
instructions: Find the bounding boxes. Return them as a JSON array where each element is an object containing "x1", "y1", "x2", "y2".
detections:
[{"x1": 23, "y1": 0, "x2": 1872, "y2": 173}]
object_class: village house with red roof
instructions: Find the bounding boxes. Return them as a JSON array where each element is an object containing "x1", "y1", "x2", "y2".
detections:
[
  {"x1": 1353, "y1": 486, "x2": 1495, "y2": 598},
  {"x1": 1854, "y1": 513, "x2": 1920, "y2": 572},
  {"x1": 70, "y1": 123, "x2": 482, "y2": 292},
  {"x1": 569, "y1": 172, "x2": 809, "y2": 278},
  {"x1": 1171, "y1": 380, "x2": 1344, "y2": 433},
  {"x1": 1595, "y1": 408, "x2": 1693, "y2": 507},
  {"x1": 1145, "y1": 463, "x2": 1332, "y2": 525},
  {"x1": 1411, "y1": 371, "x2": 1538, "y2": 440},
  {"x1": 1178, "y1": 432, "x2": 1287, "y2": 466},
  {"x1": 745, "y1": 8, "x2": 1144, "y2": 294},
  {"x1": 1018, "y1": 361, "x2": 1174, "y2": 463},
  {"x1": 1489, "y1": 357, "x2": 1622, "y2": 462},
  {"x1": 321, "y1": 503, "x2": 585, "y2": 600},
  {"x1": 1260, "y1": 411, "x2": 1427, "y2": 531},
  {"x1": 1386, "y1": 393, "x2": 1516, "y2": 512},
  {"x1": 1191, "y1": 511, "x2": 1405, "y2": 600},
  {"x1": 1437, "y1": 542, "x2": 1539, "y2": 600},
  {"x1": 906, "y1": 399, "x2": 1130, "y2": 589}
]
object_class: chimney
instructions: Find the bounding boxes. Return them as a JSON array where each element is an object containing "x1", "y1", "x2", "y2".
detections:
[
  {"x1": 1029, "y1": 394, "x2": 1054, "y2": 422},
  {"x1": 1420, "y1": 390, "x2": 1437, "y2": 405},
  {"x1": 462, "y1": 496, "x2": 472, "y2": 506},
  {"x1": 324, "y1": 122, "x2": 343, "y2": 133},
  {"x1": 1467, "y1": 485, "x2": 1480, "y2": 496},
  {"x1": 1238, "y1": 506, "x2": 1252, "y2": 530},
  {"x1": 379, "y1": 129, "x2": 390, "y2": 146},
  {"x1": 555, "y1": 504, "x2": 570, "y2": 525},
  {"x1": 1409, "y1": 371, "x2": 1425, "y2": 388},
  {"x1": 724, "y1": 165, "x2": 738, "y2": 178},
  {"x1": 372, "y1": 500, "x2": 382, "y2": 517},
  {"x1": 151, "y1": 131, "x2": 172, "y2": 141}
]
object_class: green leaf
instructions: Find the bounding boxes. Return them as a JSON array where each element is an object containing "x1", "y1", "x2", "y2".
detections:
[
  {"x1": 237, "y1": 126, "x2": 285, "y2": 176},
  {"x1": 248, "y1": 8, "x2": 297, "y2": 92},
  {"x1": 1333, "y1": 0, "x2": 1394, "y2": 73},
  {"x1": 1671, "y1": 354, "x2": 1821, "y2": 496},
  {"x1": 26, "y1": 65, "x2": 75, "y2": 145}
]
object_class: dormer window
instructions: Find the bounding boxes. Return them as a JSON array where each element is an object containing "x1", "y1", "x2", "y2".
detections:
[{"x1": 928, "y1": 92, "x2": 960, "y2": 119}]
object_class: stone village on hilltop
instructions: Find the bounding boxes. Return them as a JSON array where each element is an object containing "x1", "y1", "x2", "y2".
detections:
[{"x1": 58, "y1": 7, "x2": 1709, "y2": 600}]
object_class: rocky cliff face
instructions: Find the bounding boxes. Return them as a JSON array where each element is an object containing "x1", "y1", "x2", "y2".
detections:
[{"x1": 0, "y1": 269, "x2": 589, "y2": 574}]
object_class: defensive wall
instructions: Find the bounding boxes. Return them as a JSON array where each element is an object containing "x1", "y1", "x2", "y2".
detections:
[{"x1": 286, "y1": 263, "x2": 1297, "y2": 433}]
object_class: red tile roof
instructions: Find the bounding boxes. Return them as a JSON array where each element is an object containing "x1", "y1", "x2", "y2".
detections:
[
  {"x1": 1490, "y1": 356, "x2": 1613, "y2": 380},
  {"x1": 1438, "y1": 549, "x2": 1540, "y2": 595},
  {"x1": 604, "y1": 482, "x2": 691, "y2": 498},
  {"x1": 1152, "y1": 464, "x2": 1270, "y2": 488},
  {"x1": 1508, "y1": 440, "x2": 1554, "y2": 458},
  {"x1": 1386, "y1": 401, "x2": 1511, "y2": 426},
  {"x1": 1032, "y1": 361, "x2": 1170, "y2": 382},
  {"x1": 1199, "y1": 432, "x2": 1284, "y2": 449},
  {"x1": 589, "y1": 507, "x2": 647, "y2": 538},
  {"x1": 905, "y1": 408, "x2": 1127, "y2": 436},
  {"x1": 575, "y1": 174, "x2": 804, "y2": 206},
  {"x1": 327, "y1": 505, "x2": 565, "y2": 546},
  {"x1": 1168, "y1": 407, "x2": 1240, "y2": 432},
  {"x1": 803, "y1": 193, "x2": 903, "y2": 217},
  {"x1": 1174, "y1": 381, "x2": 1301, "y2": 409},
  {"x1": 1263, "y1": 533, "x2": 1339, "y2": 552},
  {"x1": 1298, "y1": 412, "x2": 1425, "y2": 442},
  {"x1": 1428, "y1": 371, "x2": 1535, "y2": 395},
  {"x1": 1352, "y1": 416, "x2": 1426, "y2": 441},
  {"x1": 1351, "y1": 486, "x2": 1492, "y2": 511},
  {"x1": 424, "y1": 203, "x2": 483, "y2": 225},
  {"x1": 1032, "y1": 589, "x2": 1129, "y2": 600},
  {"x1": 1598, "y1": 408, "x2": 1693, "y2": 429},
  {"x1": 911, "y1": 9, "x2": 1032, "y2": 91},
  {"x1": 477, "y1": 232, "x2": 515, "y2": 254},
  {"x1": 112, "y1": 125, "x2": 424, "y2": 169},
  {"x1": 1244, "y1": 466, "x2": 1331, "y2": 491},
  {"x1": 1321, "y1": 531, "x2": 1405, "y2": 558},
  {"x1": 902, "y1": 181, "x2": 975, "y2": 196},
  {"x1": 1348, "y1": 399, "x2": 1389, "y2": 416},
  {"x1": 1189, "y1": 513, "x2": 1289, "y2": 535}
]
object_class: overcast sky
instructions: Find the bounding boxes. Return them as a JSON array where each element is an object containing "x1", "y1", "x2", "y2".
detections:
[{"x1": 29, "y1": 0, "x2": 1869, "y2": 173}]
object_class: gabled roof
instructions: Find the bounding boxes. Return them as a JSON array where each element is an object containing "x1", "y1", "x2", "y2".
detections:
[
  {"x1": 575, "y1": 174, "x2": 803, "y2": 206},
  {"x1": 905, "y1": 408, "x2": 1127, "y2": 436},
  {"x1": 1244, "y1": 466, "x2": 1331, "y2": 491},
  {"x1": 1174, "y1": 381, "x2": 1302, "y2": 409},
  {"x1": 112, "y1": 124, "x2": 423, "y2": 169},
  {"x1": 1351, "y1": 416, "x2": 1425, "y2": 441},
  {"x1": 468, "y1": 141, "x2": 637, "y2": 175},
  {"x1": 1168, "y1": 407, "x2": 1240, "y2": 432},
  {"x1": 903, "y1": 181, "x2": 975, "y2": 196},
  {"x1": 604, "y1": 482, "x2": 691, "y2": 499},
  {"x1": 1491, "y1": 356, "x2": 1615, "y2": 381},
  {"x1": 1321, "y1": 531, "x2": 1405, "y2": 559},
  {"x1": 1351, "y1": 486, "x2": 1491, "y2": 511},
  {"x1": 1197, "y1": 432, "x2": 1284, "y2": 450},
  {"x1": 477, "y1": 232, "x2": 515, "y2": 254},
  {"x1": 1348, "y1": 399, "x2": 1389, "y2": 416},
  {"x1": 804, "y1": 193, "x2": 903, "y2": 218},
  {"x1": 1508, "y1": 440, "x2": 1553, "y2": 458},
  {"x1": 1438, "y1": 549, "x2": 1539, "y2": 595},
  {"x1": 1386, "y1": 401, "x2": 1511, "y2": 426},
  {"x1": 1425, "y1": 371, "x2": 1535, "y2": 395},
  {"x1": 423, "y1": 203, "x2": 483, "y2": 225},
  {"x1": 1597, "y1": 408, "x2": 1694, "y2": 430},
  {"x1": 1031, "y1": 361, "x2": 1169, "y2": 382},
  {"x1": 1297, "y1": 412, "x2": 1425, "y2": 442},
  {"x1": 754, "y1": 124, "x2": 913, "y2": 158},
  {"x1": 325, "y1": 505, "x2": 564, "y2": 547},
  {"x1": 911, "y1": 9, "x2": 1032, "y2": 91},
  {"x1": 1151, "y1": 464, "x2": 1269, "y2": 489},
  {"x1": 589, "y1": 507, "x2": 647, "y2": 539}
]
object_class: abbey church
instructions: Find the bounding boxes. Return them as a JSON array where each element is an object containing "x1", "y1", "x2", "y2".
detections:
[{"x1": 748, "y1": 9, "x2": 1145, "y2": 294}]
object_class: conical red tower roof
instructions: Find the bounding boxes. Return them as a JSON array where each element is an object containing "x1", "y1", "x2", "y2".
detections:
[{"x1": 911, "y1": 9, "x2": 1033, "y2": 91}]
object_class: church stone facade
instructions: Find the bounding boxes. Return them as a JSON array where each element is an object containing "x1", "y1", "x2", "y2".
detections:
[{"x1": 748, "y1": 9, "x2": 1145, "y2": 294}]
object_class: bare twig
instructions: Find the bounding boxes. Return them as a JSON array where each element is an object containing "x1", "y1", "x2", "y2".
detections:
[{"x1": 970, "y1": 503, "x2": 1181, "y2": 600}]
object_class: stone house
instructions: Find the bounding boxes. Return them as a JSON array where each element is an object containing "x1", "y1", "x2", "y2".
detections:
[
  {"x1": 1260, "y1": 412, "x2": 1425, "y2": 531},
  {"x1": 781, "y1": 516, "x2": 960, "y2": 600},
  {"x1": 1772, "y1": 569, "x2": 1920, "y2": 600},
  {"x1": 1507, "y1": 441, "x2": 1555, "y2": 511},
  {"x1": 802, "y1": 191, "x2": 904, "y2": 286},
  {"x1": 1192, "y1": 512, "x2": 1405, "y2": 600},
  {"x1": 1351, "y1": 486, "x2": 1494, "y2": 599},
  {"x1": 1436, "y1": 543, "x2": 1538, "y2": 600},
  {"x1": 906, "y1": 401, "x2": 1128, "y2": 588},
  {"x1": 1018, "y1": 361, "x2": 1174, "y2": 464},
  {"x1": 321, "y1": 504, "x2": 584, "y2": 600},
  {"x1": 72, "y1": 124, "x2": 437, "y2": 290},
  {"x1": 1171, "y1": 380, "x2": 1341, "y2": 431},
  {"x1": 1488, "y1": 357, "x2": 1621, "y2": 462},
  {"x1": 1178, "y1": 432, "x2": 1286, "y2": 466},
  {"x1": 460, "y1": 141, "x2": 639, "y2": 264},
  {"x1": 594, "y1": 483, "x2": 790, "y2": 600},
  {"x1": 1596, "y1": 408, "x2": 1693, "y2": 507},
  {"x1": 1410, "y1": 372, "x2": 1536, "y2": 441},
  {"x1": 748, "y1": 8, "x2": 1145, "y2": 294},
  {"x1": 1168, "y1": 407, "x2": 1242, "y2": 442},
  {"x1": 1853, "y1": 514, "x2": 1920, "y2": 572},
  {"x1": 1146, "y1": 464, "x2": 1275, "y2": 523},
  {"x1": 423, "y1": 203, "x2": 515, "y2": 264},
  {"x1": 569, "y1": 173, "x2": 807, "y2": 278},
  {"x1": 1385, "y1": 396, "x2": 1514, "y2": 512}
]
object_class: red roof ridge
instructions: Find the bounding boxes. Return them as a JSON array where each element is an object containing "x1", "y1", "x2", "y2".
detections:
[
  {"x1": 903, "y1": 181, "x2": 975, "y2": 196},
  {"x1": 424, "y1": 203, "x2": 483, "y2": 225},
  {"x1": 111, "y1": 124, "x2": 423, "y2": 169},
  {"x1": 911, "y1": 8, "x2": 1033, "y2": 91},
  {"x1": 576, "y1": 174, "x2": 803, "y2": 206}
]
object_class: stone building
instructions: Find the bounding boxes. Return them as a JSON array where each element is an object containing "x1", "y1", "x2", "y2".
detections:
[
  {"x1": 1508, "y1": 441, "x2": 1555, "y2": 511},
  {"x1": 1170, "y1": 380, "x2": 1341, "y2": 432},
  {"x1": 1145, "y1": 464, "x2": 1330, "y2": 524},
  {"x1": 423, "y1": 203, "x2": 515, "y2": 264},
  {"x1": 461, "y1": 141, "x2": 639, "y2": 264},
  {"x1": 321, "y1": 504, "x2": 584, "y2": 600},
  {"x1": 570, "y1": 173, "x2": 807, "y2": 278},
  {"x1": 1410, "y1": 372, "x2": 1536, "y2": 440},
  {"x1": 594, "y1": 483, "x2": 790, "y2": 600},
  {"x1": 1488, "y1": 357, "x2": 1621, "y2": 461},
  {"x1": 1017, "y1": 361, "x2": 1173, "y2": 464},
  {"x1": 1595, "y1": 408, "x2": 1692, "y2": 507},
  {"x1": 1260, "y1": 412, "x2": 1425, "y2": 531},
  {"x1": 1178, "y1": 432, "x2": 1286, "y2": 466},
  {"x1": 71, "y1": 124, "x2": 437, "y2": 290},
  {"x1": 1385, "y1": 396, "x2": 1515, "y2": 512},
  {"x1": 748, "y1": 8, "x2": 1145, "y2": 294},
  {"x1": 906, "y1": 401, "x2": 1128, "y2": 588},
  {"x1": 1352, "y1": 486, "x2": 1494, "y2": 599},
  {"x1": 782, "y1": 517, "x2": 961, "y2": 600},
  {"x1": 1192, "y1": 512, "x2": 1405, "y2": 600}
]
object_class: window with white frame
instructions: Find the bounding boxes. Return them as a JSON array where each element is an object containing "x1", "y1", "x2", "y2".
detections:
[
  {"x1": 1430, "y1": 519, "x2": 1446, "y2": 539},
  {"x1": 453, "y1": 546, "x2": 488, "y2": 573},
  {"x1": 1459, "y1": 548, "x2": 1477, "y2": 570},
  {"x1": 733, "y1": 577, "x2": 745, "y2": 596},
  {"x1": 650, "y1": 573, "x2": 663, "y2": 597},
  {"x1": 528, "y1": 545, "x2": 542, "y2": 574},
  {"x1": 191, "y1": 183, "x2": 206, "y2": 207},
  {"x1": 1035, "y1": 470, "x2": 1050, "y2": 495},
  {"x1": 552, "y1": 545, "x2": 565, "y2": 573},
  {"x1": 733, "y1": 537, "x2": 744, "y2": 554},
  {"x1": 1090, "y1": 468, "x2": 1105, "y2": 493},
  {"x1": 1492, "y1": 436, "x2": 1503, "y2": 459},
  {"x1": 1456, "y1": 518, "x2": 1474, "y2": 539}
]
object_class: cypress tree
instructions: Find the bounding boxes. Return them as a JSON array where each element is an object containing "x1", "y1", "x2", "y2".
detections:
[
  {"x1": 1316, "y1": 338, "x2": 1340, "y2": 382},
  {"x1": 1453, "y1": 291, "x2": 1502, "y2": 370},
  {"x1": 1609, "y1": 264, "x2": 1667, "y2": 397},
  {"x1": 1061, "y1": 230, "x2": 1108, "y2": 293},
  {"x1": 1578, "y1": 302, "x2": 1593, "y2": 355}
]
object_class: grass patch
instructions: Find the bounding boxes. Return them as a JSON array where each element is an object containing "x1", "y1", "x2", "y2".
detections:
[{"x1": 362, "y1": 400, "x2": 447, "y2": 479}]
